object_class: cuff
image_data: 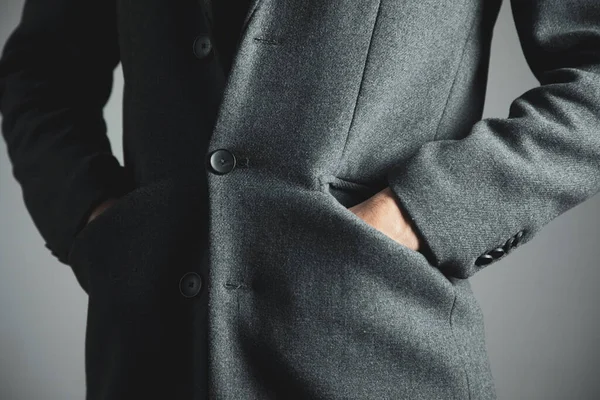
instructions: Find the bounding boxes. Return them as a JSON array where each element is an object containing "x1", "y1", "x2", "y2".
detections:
[{"x1": 385, "y1": 139, "x2": 531, "y2": 279}]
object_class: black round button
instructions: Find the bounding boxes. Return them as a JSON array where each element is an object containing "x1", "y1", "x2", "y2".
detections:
[
  {"x1": 193, "y1": 35, "x2": 212, "y2": 59},
  {"x1": 208, "y1": 149, "x2": 236, "y2": 174},
  {"x1": 489, "y1": 247, "x2": 506, "y2": 259},
  {"x1": 179, "y1": 272, "x2": 203, "y2": 298},
  {"x1": 475, "y1": 254, "x2": 494, "y2": 266}
]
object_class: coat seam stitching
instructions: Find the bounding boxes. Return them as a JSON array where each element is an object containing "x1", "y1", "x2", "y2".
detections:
[
  {"x1": 432, "y1": 10, "x2": 478, "y2": 142},
  {"x1": 332, "y1": 0, "x2": 384, "y2": 178},
  {"x1": 449, "y1": 289, "x2": 472, "y2": 400}
]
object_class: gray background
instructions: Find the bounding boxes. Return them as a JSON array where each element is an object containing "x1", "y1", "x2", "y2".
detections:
[{"x1": 0, "y1": 0, "x2": 598, "y2": 399}]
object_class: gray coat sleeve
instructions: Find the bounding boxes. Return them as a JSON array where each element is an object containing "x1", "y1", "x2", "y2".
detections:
[
  {"x1": 0, "y1": 0, "x2": 133, "y2": 266},
  {"x1": 386, "y1": 0, "x2": 600, "y2": 279}
]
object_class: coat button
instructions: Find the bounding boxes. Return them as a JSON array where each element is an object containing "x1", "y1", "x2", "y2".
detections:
[
  {"x1": 504, "y1": 236, "x2": 516, "y2": 251},
  {"x1": 513, "y1": 230, "x2": 524, "y2": 247},
  {"x1": 208, "y1": 149, "x2": 236, "y2": 174},
  {"x1": 489, "y1": 247, "x2": 505, "y2": 259},
  {"x1": 193, "y1": 34, "x2": 212, "y2": 59},
  {"x1": 179, "y1": 272, "x2": 203, "y2": 298},
  {"x1": 475, "y1": 254, "x2": 494, "y2": 266}
]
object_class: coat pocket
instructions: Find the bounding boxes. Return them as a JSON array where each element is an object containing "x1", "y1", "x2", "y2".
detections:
[
  {"x1": 67, "y1": 188, "x2": 135, "y2": 267},
  {"x1": 69, "y1": 175, "x2": 209, "y2": 397},
  {"x1": 65, "y1": 184, "x2": 140, "y2": 295},
  {"x1": 319, "y1": 174, "x2": 458, "y2": 290},
  {"x1": 65, "y1": 175, "x2": 208, "y2": 298},
  {"x1": 321, "y1": 176, "x2": 433, "y2": 264}
]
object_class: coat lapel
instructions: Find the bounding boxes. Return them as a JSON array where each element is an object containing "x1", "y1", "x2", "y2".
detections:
[{"x1": 240, "y1": 0, "x2": 265, "y2": 36}]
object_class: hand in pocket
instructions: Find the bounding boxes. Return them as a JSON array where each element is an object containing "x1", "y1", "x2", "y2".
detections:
[
  {"x1": 348, "y1": 186, "x2": 422, "y2": 253},
  {"x1": 87, "y1": 197, "x2": 120, "y2": 225}
]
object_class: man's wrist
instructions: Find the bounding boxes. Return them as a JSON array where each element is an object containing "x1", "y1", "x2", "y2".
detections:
[
  {"x1": 378, "y1": 187, "x2": 422, "y2": 252},
  {"x1": 87, "y1": 197, "x2": 119, "y2": 224}
]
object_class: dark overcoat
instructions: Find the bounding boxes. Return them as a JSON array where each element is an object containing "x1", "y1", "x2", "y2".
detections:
[{"x1": 1, "y1": 0, "x2": 600, "y2": 399}]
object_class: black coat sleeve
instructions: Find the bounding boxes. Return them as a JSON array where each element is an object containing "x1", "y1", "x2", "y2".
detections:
[{"x1": 0, "y1": 0, "x2": 134, "y2": 266}]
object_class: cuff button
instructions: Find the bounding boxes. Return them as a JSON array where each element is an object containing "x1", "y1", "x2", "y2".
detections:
[
  {"x1": 504, "y1": 236, "x2": 516, "y2": 251},
  {"x1": 513, "y1": 230, "x2": 524, "y2": 247},
  {"x1": 489, "y1": 247, "x2": 506, "y2": 259},
  {"x1": 475, "y1": 254, "x2": 494, "y2": 266}
]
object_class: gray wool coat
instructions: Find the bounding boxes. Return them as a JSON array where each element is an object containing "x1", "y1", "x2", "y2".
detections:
[{"x1": 1, "y1": 0, "x2": 600, "y2": 399}]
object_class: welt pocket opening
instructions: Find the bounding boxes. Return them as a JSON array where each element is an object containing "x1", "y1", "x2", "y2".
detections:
[
  {"x1": 66, "y1": 196, "x2": 124, "y2": 266},
  {"x1": 321, "y1": 175, "x2": 433, "y2": 263},
  {"x1": 322, "y1": 176, "x2": 383, "y2": 208},
  {"x1": 66, "y1": 183, "x2": 147, "y2": 265}
]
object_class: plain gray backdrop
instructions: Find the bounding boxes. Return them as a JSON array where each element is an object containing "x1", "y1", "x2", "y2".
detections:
[{"x1": 0, "y1": 0, "x2": 598, "y2": 399}]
